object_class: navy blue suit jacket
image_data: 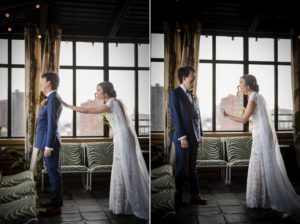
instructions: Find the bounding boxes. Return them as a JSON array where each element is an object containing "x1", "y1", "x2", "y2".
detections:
[
  {"x1": 169, "y1": 86, "x2": 203, "y2": 144},
  {"x1": 35, "y1": 91, "x2": 62, "y2": 151}
]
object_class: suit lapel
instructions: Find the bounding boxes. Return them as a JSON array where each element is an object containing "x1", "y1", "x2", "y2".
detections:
[{"x1": 177, "y1": 87, "x2": 193, "y2": 108}]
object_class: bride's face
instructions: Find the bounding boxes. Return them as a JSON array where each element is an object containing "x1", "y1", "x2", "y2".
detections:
[
  {"x1": 95, "y1": 85, "x2": 105, "y2": 101},
  {"x1": 238, "y1": 78, "x2": 249, "y2": 95}
]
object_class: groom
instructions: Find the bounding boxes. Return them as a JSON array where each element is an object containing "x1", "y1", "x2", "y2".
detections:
[
  {"x1": 35, "y1": 72, "x2": 63, "y2": 216},
  {"x1": 169, "y1": 66, "x2": 207, "y2": 207}
]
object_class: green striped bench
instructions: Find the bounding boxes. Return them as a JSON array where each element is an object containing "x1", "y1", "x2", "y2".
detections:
[
  {"x1": 197, "y1": 137, "x2": 227, "y2": 183},
  {"x1": 0, "y1": 170, "x2": 34, "y2": 188},
  {"x1": 0, "y1": 195, "x2": 38, "y2": 224},
  {"x1": 224, "y1": 136, "x2": 252, "y2": 185},
  {"x1": 42, "y1": 143, "x2": 88, "y2": 191},
  {"x1": 85, "y1": 142, "x2": 114, "y2": 191}
]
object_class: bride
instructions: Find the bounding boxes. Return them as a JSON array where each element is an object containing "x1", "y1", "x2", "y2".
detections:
[
  {"x1": 222, "y1": 74, "x2": 300, "y2": 216},
  {"x1": 60, "y1": 81, "x2": 149, "y2": 220}
]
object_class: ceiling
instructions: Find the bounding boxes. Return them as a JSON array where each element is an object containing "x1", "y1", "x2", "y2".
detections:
[
  {"x1": 151, "y1": 0, "x2": 298, "y2": 36},
  {"x1": 0, "y1": 0, "x2": 297, "y2": 42},
  {"x1": 0, "y1": 0, "x2": 149, "y2": 42}
]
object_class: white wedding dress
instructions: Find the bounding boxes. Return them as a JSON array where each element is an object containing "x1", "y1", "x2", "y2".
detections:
[
  {"x1": 106, "y1": 98, "x2": 149, "y2": 220},
  {"x1": 246, "y1": 92, "x2": 300, "y2": 213}
]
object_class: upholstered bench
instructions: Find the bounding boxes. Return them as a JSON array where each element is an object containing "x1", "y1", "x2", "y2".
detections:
[
  {"x1": 41, "y1": 143, "x2": 88, "y2": 191},
  {"x1": 85, "y1": 142, "x2": 114, "y2": 191},
  {"x1": 0, "y1": 170, "x2": 34, "y2": 188},
  {"x1": 196, "y1": 137, "x2": 227, "y2": 183},
  {"x1": 0, "y1": 195, "x2": 38, "y2": 224},
  {"x1": 151, "y1": 165, "x2": 175, "y2": 223},
  {"x1": 224, "y1": 136, "x2": 252, "y2": 185},
  {"x1": 151, "y1": 164, "x2": 173, "y2": 180},
  {"x1": 0, "y1": 171, "x2": 38, "y2": 224},
  {"x1": 0, "y1": 180, "x2": 37, "y2": 204}
]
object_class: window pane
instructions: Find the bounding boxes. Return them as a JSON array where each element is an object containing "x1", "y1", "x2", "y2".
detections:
[
  {"x1": 249, "y1": 65, "x2": 275, "y2": 125},
  {"x1": 60, "y1": 41, "x2": 73, "y2": 66},
  {"x1": 58, "y1": 69, "x2": 73, "y2": 136},
  {"x1": 109, "y1": 70, "x2": 135, "y2": 119},
  {"x1": 11, "y1": 68, "x2": 25, "y2": 137},
  {"x1": 0, "y1": 39, "x2": 8, "y2": 64},
  {"x1": 278, "y1": 39, "x2": 291, "y2": 62},
  {"x1": 151, "y1": 33, "x2": 164, "y2": 58},
  {"x1": 216, "y1": 36, "x2": 243, "y2": 60},
  {"x1": 151, "y1": 62, "x2": 164, "y2": 86},
  {"x1": 151, "y1": 62, "x2": 164, "y2": 131},
  {"x1": 249, "y1": 38, "x2": 274, "y2": 61},
  {"x1": 278, "y1": 66, "x2": 293, "y2": 130},
  {"x1": 76, "y1": 70, "x2": 104, "y2": 136},
  {"x1": 76, "y1": 42, "x2": 103, "y2": 66},
  {"x1": 0, "y1": 68, "x2": 8, "y2": 136},
  {"x1": 199, "y1": 35, "x2": 212, "y2": 60},
  {"x1": 138, "y1": 71, "x2": 150, "y2": 135},
  {"x1": 109, "y1": 43, "x2": 134, "y2": 67},
  {"x1": 216, "y1": 64, "x2": 243, "y2": 131},
  {"x1": 138, "y1": 44, "x2": 150, "y2": 67},
  {"x1": 12, "y1": 40, "x2": 25, "y2": 64},
  {"x1": 197, "y1": 63, "x2": 212, "y2": 131}
]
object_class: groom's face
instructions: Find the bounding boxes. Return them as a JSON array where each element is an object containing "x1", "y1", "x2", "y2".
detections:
[
  {"x1": 183, "y1": 72, "x2": 195, "y2": 90},
  {"x1": 40, "y1": 78, "x2": 51, "y2": 94}
]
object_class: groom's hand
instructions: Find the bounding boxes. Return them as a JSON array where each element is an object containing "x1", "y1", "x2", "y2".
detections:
[
  {"x1": 181, "y1": 138, "x2": 189, "y2": 149},
  {"x1": 44, "y1": 148, "x2": 52, "y2": 157}
]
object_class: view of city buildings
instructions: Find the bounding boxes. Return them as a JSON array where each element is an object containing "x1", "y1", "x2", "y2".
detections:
[
  {"x1": 151, "y1": 84, "x2": 164, "y2": 132},
  {"x1": 77, "y1": 100, "x2": 104, "y2": 136},
  {"x1": 218, "y1": 93, "x2": 244, "y2": 130}
]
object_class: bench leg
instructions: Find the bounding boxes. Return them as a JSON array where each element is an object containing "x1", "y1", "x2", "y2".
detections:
[
  {"x1": 89, "y1": 172, "x2": 92, "y2": 191},
  {"x1": 41, "y1": 172, "x2": 45, "y2": 192},
  {"x1": 228, "y1": 167, "x2": 231, "y2": 186},
  {"x1": 81, "y1": 173, "x2": 89, "y2": 191}
]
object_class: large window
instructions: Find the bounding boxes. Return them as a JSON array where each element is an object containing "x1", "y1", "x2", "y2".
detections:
[
  {"x1": 150, "y1": 34, "x2": 164, "y2": 132},
  {"x1": 59, "y1": 41, "x2": 150, "y2": 137},
  {"x1": 0, "y1": 39, "x2": 25, "y2": 137},
  {"x1": 0, "y1": 39, "x2": 149, "y2": 138},
  {"x1": 151, "y1": 34, "x2": 293, "y2": 132}
]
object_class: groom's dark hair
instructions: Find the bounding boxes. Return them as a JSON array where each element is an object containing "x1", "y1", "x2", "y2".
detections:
[
  {"x1": 42, "y1": 72, "x2": 60, "y2": 90},
  {"x1": 178, "y1": 66, "x2": 195, "y2": 83}
]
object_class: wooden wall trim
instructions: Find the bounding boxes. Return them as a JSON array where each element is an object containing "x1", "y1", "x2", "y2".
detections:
[
  {"x1": 0, "y1": 137, "x2": 150, "y2": 150},
  {"x1": 151, "y1": 132, "x2": 294, "y2": 145}
]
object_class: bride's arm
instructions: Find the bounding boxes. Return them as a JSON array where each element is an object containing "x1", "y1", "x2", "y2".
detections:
[
  {"x1": 61, "y1": 99, "x2": 111, "y2": 114},
  {"x1": 222, "y1": 100, "x2": 256, "y2": 124}
]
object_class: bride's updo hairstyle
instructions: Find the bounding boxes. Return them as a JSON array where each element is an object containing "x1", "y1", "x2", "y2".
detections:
[
  {"x1": 241, "y1": 74, "x2": 259, "y2": 92},
  {"x1": 98, "y1": 81, "x2": 117, "y2": 98}
]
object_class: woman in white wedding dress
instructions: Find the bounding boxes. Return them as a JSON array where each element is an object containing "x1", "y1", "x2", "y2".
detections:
[
  {"x1": 60, "y1": 81, "x2": 149, "y2": 220},
  {"x1": 222, "y1": 74, "x2": 300, "y2": 216}
]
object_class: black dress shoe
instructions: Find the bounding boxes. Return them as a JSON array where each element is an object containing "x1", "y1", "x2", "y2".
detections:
[
  {"x1": 39, "y1": 207, "x2": 61, "y2": 217},
  {"x1": 190, "y1": 194, "x2": 207, "y2": 205}
]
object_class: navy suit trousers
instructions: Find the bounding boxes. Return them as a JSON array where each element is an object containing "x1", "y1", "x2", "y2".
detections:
[
  {"x1": 174, "y1": 141, "x2": 199, "y2": 196},
  {"x1": 44, "y1": 147, "x2": 63, "y2": 207}
]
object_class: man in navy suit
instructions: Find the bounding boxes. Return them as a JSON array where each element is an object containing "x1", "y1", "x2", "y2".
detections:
[
  {"x1": 35, "y1": 72, "x2": 63, "y2": 216},
  {"x1": 169, "y1": 66, "x2": 207, "y2": 207}
]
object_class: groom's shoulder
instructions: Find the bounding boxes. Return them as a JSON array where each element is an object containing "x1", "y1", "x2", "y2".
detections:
[
  {"x1": 171, "y1": 86, "x2": 181, "y2": 94},
  {"x1": 47, "y1": 92, "x2": 61, "y2": 104}
]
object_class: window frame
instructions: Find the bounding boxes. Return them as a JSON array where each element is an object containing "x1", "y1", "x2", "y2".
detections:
[
  {"x1": 0, "y1": 36, "x2": 150, "y2": 138},
  {"x1": 150, "y1": 32, "x2": 292, "y2": 133}
]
